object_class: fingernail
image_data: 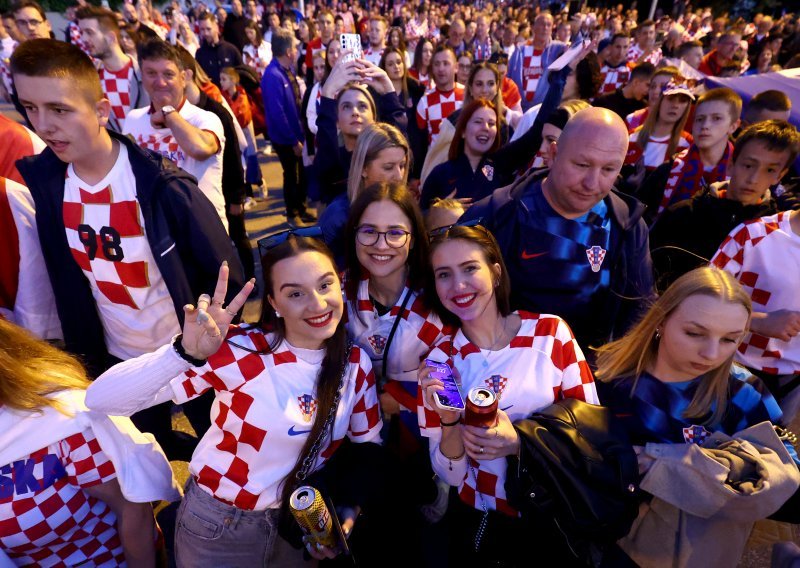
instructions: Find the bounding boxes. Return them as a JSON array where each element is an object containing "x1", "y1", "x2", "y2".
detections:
[
  {"x1": 249, "y1": 278, "x2": 256, "y2": 284},
  {"x1": 184, "y1": 305, "x2": 192, "y2": 311},
  {"x1": 222, "y1": 260, "x2": 228, "y2": 267},
  {"x1": 197, "y1": 310, "x2": 209, "y2": 323}
]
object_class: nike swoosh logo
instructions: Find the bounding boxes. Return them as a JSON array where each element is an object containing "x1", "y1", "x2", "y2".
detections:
[
  {"x1": 287, "y1": 425, "x2": 312, "y2": 436},
  {"x1": 521, "y1": 251, "x2": 547, "y2": 260}
]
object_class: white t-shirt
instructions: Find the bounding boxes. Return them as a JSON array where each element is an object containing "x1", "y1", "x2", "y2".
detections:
[
  {"x1": 418, "y1": 312, "x2": 599, "y2": 515},
  {"x1": 123, "y1": 100, "x2": 228, "y2": 231},
  {"x1": 1, "y1": 177, "x2": 61, "y2": 339},
  {"x1": 712, "y1": 212, "x2": 800, "y2": 375},
  {"x1": 62, "y1": 144, "x2": 180, "y2": 360},
  {"x1": 170, "y1": 328, "x2": 383, "y2": 510}
]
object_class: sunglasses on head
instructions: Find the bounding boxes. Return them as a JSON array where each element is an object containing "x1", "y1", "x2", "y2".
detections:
[
  {"x1": 427, "y1": 217, "x2": 485, "y2": 240},
  {"x1": 257, "y1": 226, "x2": 323, "y2": 256}
]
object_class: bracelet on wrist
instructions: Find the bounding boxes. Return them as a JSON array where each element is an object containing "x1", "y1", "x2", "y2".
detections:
[
  {"x1": 172, "y1": 334, "x2": 207, "y2": 367},
  {"x1": 440, "y1": 416, "x2": 462, "y2": 427}
]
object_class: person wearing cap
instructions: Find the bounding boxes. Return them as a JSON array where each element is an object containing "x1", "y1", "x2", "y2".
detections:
[{"x1": 624, "y1": 80, "x2": 694, "y2": 172}]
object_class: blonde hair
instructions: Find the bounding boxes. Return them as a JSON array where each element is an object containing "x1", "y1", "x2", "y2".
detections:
[
  {"x1": 559, "y1": 98, "x2": 591, "y2": 116},
  {"x1": 0, "y1": 319, "x2": 90, "y2": 415},
  {"x1": 594, "y1": 267, "x2": 752, "y2": 426},
  {"x1": 347, "y1": 123, "x2": 410, "y2": 201}
]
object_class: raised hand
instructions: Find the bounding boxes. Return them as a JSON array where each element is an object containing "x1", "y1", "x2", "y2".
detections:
[
  {"x1": 358, "y1": 59, "x2": 394, "y2": 95},
  {"x1": 321, "y1": 52, "x2": 366, "y2": 98},
  {"x1": 181, "y1": 262, "x2": 256, "y2": 360}
]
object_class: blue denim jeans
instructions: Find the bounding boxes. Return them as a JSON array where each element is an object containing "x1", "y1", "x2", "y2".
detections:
[{"x1": 175, "y1": 477, "x2": 315, "y2": 567}]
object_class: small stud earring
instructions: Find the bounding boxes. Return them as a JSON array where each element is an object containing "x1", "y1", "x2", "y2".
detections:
[
  {"x1": 655, "y1": 329, "x2": 662, "y2": 340},
  {"x1": 275, "y1": 310, "x2": 282, "y2": 318}
]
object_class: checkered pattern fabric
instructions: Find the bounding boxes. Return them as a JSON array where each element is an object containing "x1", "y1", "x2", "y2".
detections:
[
  {"x1": 626, "y1": 43, "x2": 662, "y2": 65},
  {"x1": 68, "y1": 21, "x2": 92, "y2": 58},
  {"x1": 0, "y1": 429, "x2": 123, "y2": 567},
  {"x1": 599, "y1": 63, "x2": 631, "y2": 94},
  {"x1": 419, "y1": 311, "x2": 598, "y2": 516},
  {"x1": 626, "y1": 108, "x2": 648, "y2": 133},
  {"x1": 62, "y1": 146, "x2": 180, "y2": 359},
  {"x1": 520, "y1": 44, "x2": 544, "y2": 102},
  {"x1": 416, "y1": 84, "x2": 465, "y2": 144},
  {"x1": 0, "y1": 55, "x2": 13, "y2": 96},
  {"x1": 345, "y1": 276, "x2": 450, "y2": 412},
  {"x1": 99, "y1": 59, "x2": 134, "y2": 124},
  {"x1": 363, "y1": 46, "x2": 384, "y2": 66},
  {"x1": 243, "y1": 43, "x2": 271, "y2": 78},
  {"x1": 625, "y1": 130, "x2": 692, "y2": 169},
  {"x1": 407, "y1": 68, "x2": 431, "y2": 90},
  {"x1": 171, "y1": 326, "x2": 382, "y2": 510},
  {"x1": 712, "y1": 212, "x2": 800, "y2": 375}
]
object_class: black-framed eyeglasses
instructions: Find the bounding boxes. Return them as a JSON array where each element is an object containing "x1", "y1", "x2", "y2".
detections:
[
  {"x1": 427, "y1": 217, "x2": 484, "y2": 240},
  {"x1": 257, "y1": 226, "x2": 322, "y2": 255},
  {"x1": 355, "y1": 226, "x2": 411, "y2": 248}
]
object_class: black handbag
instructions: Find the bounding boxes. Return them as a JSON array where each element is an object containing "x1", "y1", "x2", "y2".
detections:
[{"x1": 506, "y1": 399, "x2": 641, "y2": 566}]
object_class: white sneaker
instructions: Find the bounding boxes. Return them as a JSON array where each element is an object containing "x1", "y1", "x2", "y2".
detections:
[
  {"x1": 261, "y1": 143, "x2": 272, "y2": 156},
  {"x1": 243, "y1": 197, "x2": 257, "y2": 211}
]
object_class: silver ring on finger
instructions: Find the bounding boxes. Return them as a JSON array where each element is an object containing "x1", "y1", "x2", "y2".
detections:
[
  {"x1": 225, "y1": 308, "x2": 237, "y2": 316},
  {"x1": 479, "y1": 446, "x2": 485, "y2": 454},
  {"x1": 212, "y1": 299, "x2": 224, "y2": 306}
]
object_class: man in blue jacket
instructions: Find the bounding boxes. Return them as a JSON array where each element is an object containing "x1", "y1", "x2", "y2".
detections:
[
  {"x1": 463, "y1": 107, "x2": 655, "y2": 351},
  {"x1": 261, "y1": 27, "x2": 313, "y2": 226},
  {"x1": 12, "y1": 39, "x2": 244, "y2": 459},
  {"x1": 507, "y1": 11, "x2": 567, "y2": 112}
]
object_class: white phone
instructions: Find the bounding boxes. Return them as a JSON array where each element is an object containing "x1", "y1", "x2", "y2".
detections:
[{"x1": 340, "y1": 33, "x2": 363, "y2": 63}]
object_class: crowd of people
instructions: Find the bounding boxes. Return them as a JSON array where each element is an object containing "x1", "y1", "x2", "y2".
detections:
[{"x1": 1, "y1": 0, "x2": 800, "y2": 566}]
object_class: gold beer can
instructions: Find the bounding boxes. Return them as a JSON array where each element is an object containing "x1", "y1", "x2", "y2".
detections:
[{"x1": 289, "y1": 486, "x2": 338, "y2": 549}]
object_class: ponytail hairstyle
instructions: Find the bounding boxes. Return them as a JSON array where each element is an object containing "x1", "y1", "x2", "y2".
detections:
[
  {"x1": 594, "y1": 267, "x2": 752, "y2": 426},
  {"x1": 257, "y1": 236, "x2": 350, "y2": 509}
]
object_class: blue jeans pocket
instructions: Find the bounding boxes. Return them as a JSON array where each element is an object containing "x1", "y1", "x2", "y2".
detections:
[{"x1": 179, "y1": 510, "x2": 225, "y2": 541}]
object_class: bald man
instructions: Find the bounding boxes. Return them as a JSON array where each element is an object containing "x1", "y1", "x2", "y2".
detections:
[{"x1": 463, "y1": 108, "x2": 655, "y2": 350}]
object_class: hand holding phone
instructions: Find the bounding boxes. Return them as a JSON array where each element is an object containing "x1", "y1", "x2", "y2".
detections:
[
  {"x1": 340, "y1": 33, "x2": 363, "y2": 63},
  {"x1": 425, "y1": 359, "x2": 465, "y2": 412}
]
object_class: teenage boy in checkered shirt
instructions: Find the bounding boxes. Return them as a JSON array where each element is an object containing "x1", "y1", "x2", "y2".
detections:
[
  {"x1": 416, "y1": 44, "x2": 464, "y2": 145},
  {"x1": 77, "y1": 5, "x2": 149, "y2": 133},
  {"x1": 11, "y1": 38, "x2": 243, "y2": 460}
]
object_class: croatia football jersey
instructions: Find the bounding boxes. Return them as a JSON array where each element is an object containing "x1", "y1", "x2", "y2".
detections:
[
  {"x1": 712, "y1": 212, "x2": 800, "y2": 375},
  {"x1": 170, "y1": 327, "x2": 382, "y2": 510},
  {"x1": 99, "y1": 57, "x2": 135, "y2": 125},
  {"x1": 345, "y1": 276, "x2": 449, "y2": 417},
  {"x1": 0, "y1": 428, "x2": 123, "y2": 567},
  {"x1": 626, "y1": 43, "x2": 663, "y2": 65},
  {"x1": 418, "y1": 312, "x2": 598, "y2": 515},
  {"x1": 416, "y1": 84, "x2": 465, "y2": 144},
  {"x1": 62, "y1": 144, "x2": 180, "y2": 360},
  {"x1": 520, "y1": 44, "x2": 544, "y2": 102},
  {"x1": 599, "y1": 62, "x2": 631, "y2": 95},
  {"x1": 625, "y1": 131, "x2": 692, "y2": 170},
  {"x1": 363, "y1": 46, "x2": 384, "y2": 66},
  {"x1": 123, "y1": 100, "x2": 228, "y2": 231}
]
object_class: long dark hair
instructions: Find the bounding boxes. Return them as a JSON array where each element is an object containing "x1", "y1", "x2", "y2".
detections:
[
  {"x1": 343, "y1": 182, "x2": 430, "y2": 307},
  {"x1": 257, "y1": 236, "x2": 350, "y2": 509},
  {"x1": 427, "y1": 225, "x2": 512, "y2": 328}
]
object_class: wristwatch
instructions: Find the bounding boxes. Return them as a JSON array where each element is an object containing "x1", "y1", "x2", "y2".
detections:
[{"x1": 161, "y1": 105, "x2": 177, "y2": 117}]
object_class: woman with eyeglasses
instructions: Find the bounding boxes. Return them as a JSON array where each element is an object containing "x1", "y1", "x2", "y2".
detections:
[
  {"x1": 418, "y1": 224, "x2": 599, "y2": 566},
  {"x1": 343, "y1": 182, "x2": 453, "y2": 534},
  {"x1": 594, "y1": 267, "x2": 799, "y2": 567},
  {"x1": 86, "y1": 237, "x2": 386, "y2": 565}
]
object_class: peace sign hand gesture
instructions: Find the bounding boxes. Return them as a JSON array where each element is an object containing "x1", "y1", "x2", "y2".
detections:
[{"x1": 181, "y1": 262, "x2": 256, "y2": 360}]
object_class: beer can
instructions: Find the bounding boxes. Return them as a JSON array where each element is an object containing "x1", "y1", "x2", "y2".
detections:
[
  {"x1": 464, "y1": 387, "x2": 498, "y2": 428},
  {"x1": 289, "y1": 486, "x2": 338, "y2": 549}
]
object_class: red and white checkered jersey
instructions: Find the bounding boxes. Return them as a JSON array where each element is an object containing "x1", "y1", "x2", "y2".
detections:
[
  {"x1": 243, "y1": 42, "x2": 272, "y2": 78},
  {"x1": 626, "y1": 43, "x2": 663, "y2": 65},
  {"x1": 0, "y1": 428, "x2": 123, "y2": 567},
  {"x1": 363, "y1": 46, "x2": 384, "y2": 66},
  {"x1": 170, "y1": 327, "x2": 382, "y2": 510},
  {"x1": 62, "y1": 144, "x2": 180, "y2": 360},
  {"x1": 520, "y1": 44, "x2": 544, "y2": 102},
  {"x1": 68, "y1": 20, "x2": 92, "y2": 58},
  {"x1": 711, "y1": 212, "x2": 800, "y2": 375},
  {"x1": 123, "y1": 100, "x2": 228, "y2": 231},
  {"x1": 599, "y1": 62, "x2": 631, "y2": 95},
  {"x1": 416, "y1": 84, "x2": 465, "y2": 144},
  {"x1": 99, "y1": 57, "x2": 135, "y2": 124},
  {"x1": 626, "y1": 107, "x2": 648, "y2": 133},
  {"x1": 0, "y1": 57, "x2": 13, "y2": 99},
  {"x1": 625, "y1": 130, "x2": 692, "y2": 169},
  {"x1": 344, "y1": 276, "x2": 449, "y2": 410},
  {"x1": 418, "y1": 312, "x2": 598, "y2": 516}
]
